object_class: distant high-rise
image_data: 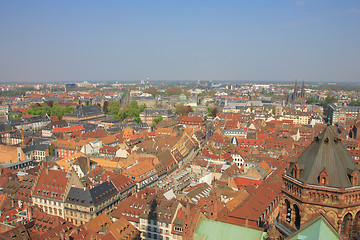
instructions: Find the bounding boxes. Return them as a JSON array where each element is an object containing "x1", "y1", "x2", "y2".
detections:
[{"x1": 146, "y1": 73, "x2": 150, "y2": 88}]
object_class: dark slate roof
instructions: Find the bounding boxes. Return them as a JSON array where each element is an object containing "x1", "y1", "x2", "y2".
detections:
[
  {"x1": 286, "y1": 126, "x2": 360, "y2": 188},
  {"x1": 65, "y1": 105, "x2": 103, "y2": 118},
  {"x1": 10, "y1": 115, "x2": 50, "y2": 126},
  {"x1": 42, "y1": 120, "x2": 68, "y2": 130},
  {"x1": 22, "y1": 144, "x2": 49, "y2": 153},
  {"x1": 65, "y1": 181, "x2": 118, "y2": 207},
  {"x1": 68, "y1": 122, "x2": 99, "y2": 132}
]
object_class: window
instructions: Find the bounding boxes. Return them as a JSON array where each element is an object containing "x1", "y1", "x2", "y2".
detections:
[{"x1": 174, "y1": 227, "x2": 183, "y2": 232}]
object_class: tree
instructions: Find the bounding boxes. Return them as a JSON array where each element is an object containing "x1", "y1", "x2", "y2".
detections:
[
  {"x1": 165, "y1": 87, "x2": 183, "y2": 96},
  {"x1": 175, "y1": 104, "x2": 192, "y2": 116},
  {"x1": 211, "y1": 107, "x2": 218, "y2": 117},
  {"x1": 152, "y1": 117, "x2": 163, "y2": 126},
  {"x1": 207, "y1": 107, "x2": 213, "y2": 116},
  {"x1": 143, "y1": 87, "x2": 158, "y2": 97},
  {"x1": 133, "y1": 117, "x2": 142, "y2": 123},
  {"x1": 208, "y1": 90, "x2": 216, "y2": 96},
  {"x1": 107, "y1": 100, "x2": 146, "y2": 121},
  {"x1": 49, "y1": 144, "x2": 55, "y2": 156},
  {"x1": 306, "y1": 97, "x2": 317, "y2": 104},
  {"x1": 107, "y1": 101, "x2": 121, "y2": 116},
  {"x1": 103, "y1": 101, "x2": 109, "y2": 113},
  {"x1": 27, "y1": 102, "x2": 75, "y2": 120},
  {"x1": 320, "y1": 95, "x2": 337, "y2": 107},
  {"x1": 272, "y1": 106, "x2": 276, "y2": 115},
  {"x1": 349, "y1": 100, "x2": 360, "y2": 106}
]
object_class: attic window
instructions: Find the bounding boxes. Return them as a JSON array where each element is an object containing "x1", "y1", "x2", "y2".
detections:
[
  {"x1": 350, "y1": 171, "x2": 359, "y2": 186},
  {"x1": 324, "y1": 138, "x2": 329, "y2": 144},
  {"x1": 318, "y1": 170, "x2": 328, "y2": 186}
]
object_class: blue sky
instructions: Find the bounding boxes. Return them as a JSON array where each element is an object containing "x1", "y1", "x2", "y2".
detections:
[{"x1": 0, "y1": 0, "x2": 360, "y2": 83}]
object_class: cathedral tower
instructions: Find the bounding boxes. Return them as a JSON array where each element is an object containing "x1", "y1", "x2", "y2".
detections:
[{"x1": 278, "y1": 126, "x2": 360, "y2": 239}]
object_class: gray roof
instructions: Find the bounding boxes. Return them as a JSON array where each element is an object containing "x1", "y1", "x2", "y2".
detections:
[
  {"x1": 65, "y1": 181, "x2": 118, "y2": 207},
  {"x1": 65, "y1": 105, "x2": 103, "y2": 118},
  {"x1": 22, "y1": 144, "x2": 49, "y2": 154},
  {"x1": 286, "y1": 126, "x2": 359, "y2": 188}
]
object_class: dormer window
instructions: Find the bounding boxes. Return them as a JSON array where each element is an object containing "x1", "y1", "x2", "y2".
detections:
[
  {"x1": 293, "y1": 164, "x2": 300, "y2": 178},
  {"x1": 350, "y1": 170, "x2": 359, "y2": 186},
  {"x1": 319, "y1": 170, "x2": 328, "y2": 186}
]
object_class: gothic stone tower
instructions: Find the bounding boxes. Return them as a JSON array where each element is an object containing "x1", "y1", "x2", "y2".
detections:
[{"x1": 279, "y1": 126, "x2": 360, "y2": 239}]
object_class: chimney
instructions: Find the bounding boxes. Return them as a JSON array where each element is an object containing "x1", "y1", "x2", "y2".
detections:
[
  {"x1": 107, "y1": 175, "x2": 110, "y2": 182},
  {"x1": 45, "y1": 168, "x2": 49, "y2": 175}
]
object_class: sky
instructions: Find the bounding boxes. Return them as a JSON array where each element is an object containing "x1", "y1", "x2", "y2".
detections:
[{"x1": 1, "y1": 0, "x2": 360, "y2": 83}]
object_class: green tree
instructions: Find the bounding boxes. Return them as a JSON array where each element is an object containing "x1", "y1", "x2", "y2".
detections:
[
  {"x1": 133, "y1": 117, "x2": 142, "y2": 123},
  {"x1": 349, "y1": 100, "x2": 360, "y2": 106},
  {"x1": 26, "y1": 102, "x2": 75, "y2": 120},
  {"x1": 306, "y1": 96, "x2": 317, "y2": 104},
  {"x1": 207, "y1": 107, "x2": 213, "y2": 116},
  {"x1": 49, "y1": 144, "x2": 55, "y2": 156},
  {"x1": 272, "y1": 106, "x2": 276, "y2": 115},
  {"x1": 320, "y1": 95, "x2": 337, "y2": 107},
  {"x1": 107, "y1": 100, "x2": 146, "y2": 121},
  {"x1": 107, "y1": 101, "x2": 121, "y2": 116},
  {"x1": 152, "y1": 117, "x2": 163, "y2": 126}
]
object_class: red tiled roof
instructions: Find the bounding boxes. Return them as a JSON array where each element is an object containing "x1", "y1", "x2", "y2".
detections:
[
  {"x1": 111, "y1": 174, "x2": 136, "y2": 192},
  {"x1": 234, "y1": 176, "x2": 262, "y2": 190},
  {"x1": 111, "y1": 196, "x2": 146, "y2": 223},
  {"x1": 33, "y1": 169, "x2": 69, "y2": 200},
  {"x1": 99, "y1": 146, "x2": 118, "y2": 154},
  {"x1": 53, "y1": 125, "x2": 84, "y2": 133}
]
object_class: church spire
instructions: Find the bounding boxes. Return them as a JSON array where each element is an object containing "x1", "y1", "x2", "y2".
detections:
[
  {"x1": 294, "y1": 80, "x2": 298, "y2": 101},
  {"x1": 300, "y1": 80, "x2": 305, "y2": 98}
]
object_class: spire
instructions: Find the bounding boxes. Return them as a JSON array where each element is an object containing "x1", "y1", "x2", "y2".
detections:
[
  {"x1": 301, "y1": 80, "x2": 305, "y2": 98},
  {"x1": 294, "y1": 80, "x2": 298, "y2": 101}
]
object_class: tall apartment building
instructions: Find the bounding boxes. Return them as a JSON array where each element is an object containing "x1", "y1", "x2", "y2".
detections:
[{"x1": 327, "y1": 103, "x2": 360, "y2": 125}]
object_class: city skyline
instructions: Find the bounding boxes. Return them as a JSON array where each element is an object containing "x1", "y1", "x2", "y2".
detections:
[{"x1": 1, "y1": 0, "x2": 360, "y2": 83}]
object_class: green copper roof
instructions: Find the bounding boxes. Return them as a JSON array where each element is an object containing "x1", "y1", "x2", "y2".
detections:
[
  {"x1": 193, "y1": 218, "x2": 267, "y2": 240},
  {"x1": 288, "y1": 215, "x2": 342, "y2": 240}
]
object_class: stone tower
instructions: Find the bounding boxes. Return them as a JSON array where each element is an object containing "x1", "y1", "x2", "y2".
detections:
[{"x1": 278, "y1": 126, "x2": 360, "y2": 239}]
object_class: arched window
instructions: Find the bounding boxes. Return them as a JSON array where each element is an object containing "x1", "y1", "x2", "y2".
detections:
[
  {"x1": 353, "y1": 211, "x2": 360, "y2": 238},
  {"x1": 341, "y1": 213, "x2": 353, "y2": 237},
  {"x1": 293, "y1": 204, "x2": 301, "y2": 230}
]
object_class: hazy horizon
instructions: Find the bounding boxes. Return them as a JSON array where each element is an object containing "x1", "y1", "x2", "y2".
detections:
[{"x1": 1, "y1": 1, "x2": 360, "y2": 83}]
